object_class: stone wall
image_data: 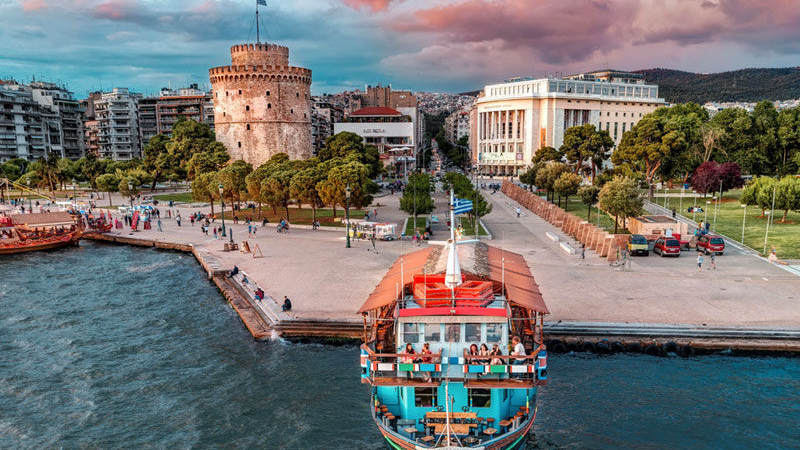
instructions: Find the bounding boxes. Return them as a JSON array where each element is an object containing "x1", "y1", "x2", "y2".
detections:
[
  {"x1": 209, "y1": 43, "x2": 313, "y2": 166},
  {"x1": 501, "y1": 181, "x2": 625, "y2": 261}
]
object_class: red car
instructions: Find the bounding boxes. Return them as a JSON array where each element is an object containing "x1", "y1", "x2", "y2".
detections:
[
  {"x1": 696, "y1": 235, "x2": 725, "y2": 255},
  {"x1": 653, "y1": 237, "x2": 681, "y2": 257}
]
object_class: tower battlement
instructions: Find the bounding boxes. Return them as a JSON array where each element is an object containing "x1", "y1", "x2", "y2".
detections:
[{"x1": 230, "y1": 43, "x2": 290, "y2": 66}]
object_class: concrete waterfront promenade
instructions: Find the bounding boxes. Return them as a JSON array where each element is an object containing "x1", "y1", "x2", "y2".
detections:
[{"x1": 84, "y1": 187, "x2": 800, "y2": 351}]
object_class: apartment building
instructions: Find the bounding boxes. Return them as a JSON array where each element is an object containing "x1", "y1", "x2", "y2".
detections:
[
  {"x1": 139, "y1": 84, "x2": 214, "y2": 148},
  {"x1": 92, "y1": 88, "x2": 142, "y2": 160}
]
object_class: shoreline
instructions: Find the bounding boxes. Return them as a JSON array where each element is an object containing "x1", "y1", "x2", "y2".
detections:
[{"x1": 85, "y1": 233, "x2": 800, "y2": 354}]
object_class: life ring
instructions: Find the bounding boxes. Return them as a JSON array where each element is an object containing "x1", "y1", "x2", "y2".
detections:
[
  {"x1": 645, "y1": 345, "x2": 664, "y2": 356},
  {"x1": 663, "y1": 341, "x2": 680, "y2": 354},
  {"x1": 610, "y1": 341, "x2": 625, "y2": 353},
  {"x1": 679, "y1": 345, "x2": 695, "y2": 357},
  {"x1": 550, "y1": 340, "x2": 568, "y2": 353}
]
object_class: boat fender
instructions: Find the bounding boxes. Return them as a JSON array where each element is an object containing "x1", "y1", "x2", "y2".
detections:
[
  {"x1": 567, "y1": 342, "x2": 579, "y2": 352},
  {"x1": 596, "y1": 341, "x2": 611, "y2": 354},
  {"x1": 645, "y1": 345, "x2": 664, "y2": 356},
  {"x1": 610, "y1": 341, "x2": 625, "y2": 353},
  {"x1": 550, "y1": 340, "x2": 568, "y2": 353},
  {"x1": 626, "y1": 342, "x2": 643, "y2": 353},
  {"x1": 580, "y1": 341, "x2": 596, "y2": 353},
  {"x1": 679, "y1": 345, "x2": 695, "y2": 357},
  {"x1": 663, "y1": 341, "x2": 680, "y2": 354}
]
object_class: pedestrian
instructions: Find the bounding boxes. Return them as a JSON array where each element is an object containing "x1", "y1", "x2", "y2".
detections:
[
  {"x1": 248, "y1": 224, "x2": 253, "y2": 237},
  {"x1": 213, "y1": 227, "x2": 218, "y2": 240},
  {"x1": 252, "y1": 225, "x2": 257, "y2": 237},
  {"x1": 373, "y1": 208, "x2": 377, "y2": 218},
  {"x1": 697, "y1": 253, "x2": 704, "y2": 273},
  {"x1": 581, "y1": 244, "x2": 585, "y2": 260},
  {"x1": 157, "y1": 219, "x2": 162, "y2": 232},
  {"x1": 672, "y1": 207, "x2": 676, "y2": 219},
  {"x1": 516, "y1": 207, "x2": 521, "y2": 218},
  {"x1": 190, "y1": 216, "x2": 195, "y2": 226},
  {"x1": 176, "y1": 213, "x2": 181, "y2": 227},
  {"x1": 710, "y1": 254, "x2": 716, "y2": 270}
]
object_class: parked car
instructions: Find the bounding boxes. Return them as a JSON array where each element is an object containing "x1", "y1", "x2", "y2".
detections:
[
  {"x1": 627, "y1": 234, "x2": 650, "y2": 256},
  {"x1": 653, "y1": 237, "x2": 681, "y2": 257},
  {"x1": 696, "y1": 235, "x2": 725, "y2": 255}
]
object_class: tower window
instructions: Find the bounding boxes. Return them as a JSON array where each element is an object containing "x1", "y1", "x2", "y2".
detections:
[
  {"x1": 226, "y1": 91, "x2": 228, "y2": 96},
  {"x1": 238, "y1": 142, "x2": 241, "y2": 148},
  {"x1": 267, "y1": 103, "x2": 271, "y2": 109},
  {"x1": 246, "y1": 124, "x2": 250, "y2": 130},
  {"x1": 238, "y1": 90, "x2": 242, "y2": 95},
  {"x1": 223, "y1": 112, "x2": 226, "y2": 117},
  {"x1": 290, "y1": 109, "x2": 294, "y2": 114},
  {"x1": 266, "y1": 91, "x2": 270, "y2": 96},
  {"x1": 296, "y1": 93, "x2": 299, "y2": 98},
  {"x1": 304, "y1": 113, "x2": 307, "y2": 118},
  {"x1": 246, "y1": 105, "x2": 250, "y2": 111}
]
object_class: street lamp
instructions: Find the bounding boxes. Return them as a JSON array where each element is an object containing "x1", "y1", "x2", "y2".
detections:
[
  {"x1": 740, "y1": 204, "x2": 747, "y2": 245},
  {"x1": 128, "y1": 181, "x2": 133, "y2": 209},
  {"x1": 763, "y1": 211, "x2": 771, "y2": 255},
  {"x1": 713, "y1": 196, "x2": 719, "y2": 230},
  {"x1": 704, "y1": 200, "x2": 711, "y2": 224},
  {"x1": 345, "y1": 185, "x2": 352, "y2": 249},
  {"x1": 26, "y1": 177, "x2": 31, "y2": 211},
  {"x1": 72, "y1": 179, "x2": 77, "y2": 203},
  {"x1": 218, "y1": 183, "x2": 226, "y2": 238}
]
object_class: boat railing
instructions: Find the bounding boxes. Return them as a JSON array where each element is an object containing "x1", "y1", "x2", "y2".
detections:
[
  {"x1": 460, "y1": 345, "x2": 547, "y2": 382},
  {"x1": 397, "y1": 296, "x2": 511, "y2": 310}
]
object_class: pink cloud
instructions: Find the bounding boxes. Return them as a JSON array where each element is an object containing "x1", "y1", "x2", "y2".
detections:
[
  {"x1": 91, "y1": 0, "x2": 142, "y2": 21},
  {"x1": 340, "y1": 0, "x2": 396, "y2": 13},
  {"x1": 20, "y1": 0, "x2": 48, "y2": 11}
]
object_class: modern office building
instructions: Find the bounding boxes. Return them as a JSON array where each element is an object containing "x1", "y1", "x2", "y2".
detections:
[
  {"x1": 471, "y1": 70, "x2": 665, "y2": 176},
  {"x1": 333, "y1": 106, "x2": 416, "y2": 176},
  {"x1": 91, "y1": 88, "x2": 142, "y2": 160}
]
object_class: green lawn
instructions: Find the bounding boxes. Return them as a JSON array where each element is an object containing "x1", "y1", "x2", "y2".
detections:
[
  {"x1": 459, "y1": 217, "x2": 489, "y2": 236},
  {"x1": 561, "y1": 197, "x2": 632, "y2": 234},
  {"x1": 695, "y1": 190, "x2": 800, "y2": 258},
  {"x1": 153, "y1": 192, "x2": 194, "y2": 203},
  {"x1": 404, "y1": 217, "x2": 428, "y2": 235}
]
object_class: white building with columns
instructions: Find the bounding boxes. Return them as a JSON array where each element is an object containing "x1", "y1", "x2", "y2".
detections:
[{"x1": 471, "y1": 71, "x2": 665, "y2": 176}]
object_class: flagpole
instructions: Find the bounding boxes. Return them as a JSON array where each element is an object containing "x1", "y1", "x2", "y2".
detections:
[{"x1": 256, "y1": 0, "x2": 260, "y2": 44}]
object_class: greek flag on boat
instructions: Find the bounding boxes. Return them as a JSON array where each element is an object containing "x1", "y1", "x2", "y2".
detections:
[{"x1": 453, "y1": 198, "x2": 473, "y2": 214}]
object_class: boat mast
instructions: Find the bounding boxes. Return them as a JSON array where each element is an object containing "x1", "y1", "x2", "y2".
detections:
[{"x1": 444, "y1": 189, "x2": 462, "y2": 305}]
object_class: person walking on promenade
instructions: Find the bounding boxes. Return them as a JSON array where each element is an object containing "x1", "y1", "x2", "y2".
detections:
[
  {"x1": 252, "y1": 225, "x2": 257, "y2": 237},
  {"x1": 176, "y1": 213, "x2": 181, "y2": 227},
  {"x1": 581, "y1": 244, "x2": 586, "y2": 260},
  {"x1": 710, "y1": 254, "x2": 716, "y2": 270},
  {"x1": 516, "y1": 207, "x2": 521, "y2": 218},
  {"x1": 157, "y1": 219, "x2": 162, "y2": 232},
  {"x1": 213, "y1": 227, "x2": 218, "y2": 240},
  {"x1": 697, "y1": 253, "x2": 704, "y2": 273},
  {"x1": 190, "y1": 215, "x2": 195, "y2": 226},
  {"x1": 248, "y1": 223, "x2": 253, "y2": 237}
]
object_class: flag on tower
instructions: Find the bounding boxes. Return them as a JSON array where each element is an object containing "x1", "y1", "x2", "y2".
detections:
[
  {"x1": 257, "y1": 0, "x2": 267, "y2": 5},
  {"x1": 453, "y1": 198, "x2": 473, "y2": 215}
]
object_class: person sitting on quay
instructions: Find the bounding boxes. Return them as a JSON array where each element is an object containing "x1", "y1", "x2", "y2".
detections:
[
  {"x1": 227, "y1": 265, "x2": 239, "y2": 278},
  {"x1": 254, "y1": 288, "x2": 265, "y2": 300},
  {"x1": 282, "y1": 295, "x2": 292, "y2": 312}
]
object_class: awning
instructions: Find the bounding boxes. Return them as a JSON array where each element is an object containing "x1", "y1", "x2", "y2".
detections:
[
  {"x1": 358, "y1": 246, "x2": 434, "y2": 313},
  {"x1": 11, "y1": 212, "x2": 76, "y2": 228},
  {"x1": 486, "y1": 246, "x2": 548, "y2": 314}
]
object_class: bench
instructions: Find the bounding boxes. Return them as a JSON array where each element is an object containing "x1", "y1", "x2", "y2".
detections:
[
  {"x1": 432, "y1": 423, "x2": 475, "y2": 435},
  {"x1": 559, "y1": 242, "x2": 576, "y2": 254},
  {"x1": 545, "y1": 231, "x2": 559, "y2": 242}
]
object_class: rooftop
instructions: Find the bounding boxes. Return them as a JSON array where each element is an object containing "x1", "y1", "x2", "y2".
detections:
[{"x1": 350, "y1": 106, "x2": 402, "y2": 117}]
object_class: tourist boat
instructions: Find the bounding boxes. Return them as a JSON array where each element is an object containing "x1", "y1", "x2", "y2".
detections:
[
  {"x1": 0, "y1": 213, "x2": 83, "y2": 255},
  {"x1": 358, "y1": 194, "x2": 549, "y2": 449}
]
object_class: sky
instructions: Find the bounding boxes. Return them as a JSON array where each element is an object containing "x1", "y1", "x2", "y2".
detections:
[{"x1": 1, "y1": 0, "x2": 799, "y2": 98}]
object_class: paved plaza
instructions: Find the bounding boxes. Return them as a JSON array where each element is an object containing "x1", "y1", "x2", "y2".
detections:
[{"x1": 94, "y1": 186, "x2": 800, "y2": 328}]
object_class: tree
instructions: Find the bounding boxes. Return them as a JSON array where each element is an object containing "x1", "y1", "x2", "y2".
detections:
[
  {"x1": 143, "y1": 134, "x2": 170, "y2": 189},
  {"x1": 76, "y1": 154, "x2": 103, "y2": 189},
  {"x1": 185, "y1": 141, "x2": 229, "y2": 180},
  {"x1": 777, "y1": 107, "x2": 800, "y2": 175},
  {"x1": 774, "y1": 176, "x2": 800, "y2": 223},
  {"x1": 118, "y1": 176, "x2": 140, "y2": 198},
  {"x1": 553, "y1": 172, "x2": 582, "y2": 208},
  {"x1": 598, "y1": 176, "x2": 643, "y2": 234},
  {"x1": 216, "y1": 160, "x2": 253, "y2": 207},
  {"x1": 191, "y1": 171, "x2": 218, "y2": 215},
  {"x1": 518, "y1": 167, "x2": 537, "y2": 191},
  {"x1": 532, "y1": 146, "x2": 562, "y2": 165},
  {"x1": 690, "y1": 161, "x2": 744, "y2": 195},
  {"x1": 316, "y1": 161, "x2": 372, "y2": 217},
  {"x1": 290, "y1": 166, "x2": 324, "y2": 223},
  {"x1": 612, "y1": 115, "x2": 686, "y2": 197},
  {"x1": 57, "y1": 158, "x2": 77, "y2": 190},
  {"x1": 399, "y1": 173, "x2": 435, "y2": 223},
  {"x1": 578, "y1": 185, "x2": 600, "y2": 220},
  {"x1": 261, "y1": 169, "x2": 295, "y2": 220},
  {"x1": 95, "y1": 173, "x2": 119, "y2": 207},
  {"x1": 38, "y1": 152, "x2": 61, "y2": 194},
  {"x1": 320, "y1": 132, "x2": 382, "y2": 178},
  {"x1": 560, "y1": 124, "x2": 613, "y2": 181},
  {"x1": 535, "y1": 161, "x2": 569, "y2": 203}
]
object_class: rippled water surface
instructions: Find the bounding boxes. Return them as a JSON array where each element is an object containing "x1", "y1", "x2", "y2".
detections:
[{"x1": 1, "y1": 243, "x2": 798, "y2": 449}]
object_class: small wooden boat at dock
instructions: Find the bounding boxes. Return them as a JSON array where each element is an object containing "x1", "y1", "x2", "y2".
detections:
[{"x1": 0, "y1": 213, "x2": 83, "y2": 255}]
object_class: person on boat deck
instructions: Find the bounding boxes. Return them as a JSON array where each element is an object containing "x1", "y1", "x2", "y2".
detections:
[
  {"x1": 468, "y1": 343, "x2": 480, "y2": 364},
  {"x1": 282, "y1": 296, "x2": 292, "y2": 312},
  {"x1": 479, "y1": 343, "x2": 491, "y2": 364},
  {"x1": 401, "y1": 343, "x2": 416, "y2": 364},
  {"x1": 511, "y1": 336, "x2": 526, "y2": 379},
  {"x1": 227, "y1": 265, "x2": 239, "y2": 278},
  {"x1": 490, "y1": 344, "x2": 503, "y2": 365},
  {"x1": 420, "y1": 343, "x2": 433, "y2": 382}
]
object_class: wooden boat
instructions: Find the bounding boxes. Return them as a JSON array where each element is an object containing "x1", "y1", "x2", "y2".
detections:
[
  {"x1": 358, "y1": 193, "x2": 549, "y2": 449},
  {"x1": 0, "y1": 213, "x2": 83, "y2": 255}
]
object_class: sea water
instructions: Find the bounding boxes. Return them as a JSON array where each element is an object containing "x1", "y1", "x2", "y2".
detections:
[{"x1": 1, "y1": 243, "x2": 797, "y2": 449}]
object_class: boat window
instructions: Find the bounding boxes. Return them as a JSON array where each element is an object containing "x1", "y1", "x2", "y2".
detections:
[
  {"x1": 485, "y1": 323, "x2": 502, "y2": 343},
  {"x1": 469, "y1": 389, "x2": 491, "y2": 408},
  {"x1": 415, "y1": 387, "x2": 437, "y2": 407},
  {"x1": 424, "y1": 323, "x2": 441, "y2": 342},
  {"x1": 465, "y1": 323, "x2": 481, "y2": 342},
  {"x1": 403, "y1": 323, "x2": 420, "y2": 344},
  {"x1": 445, "y1": 324, "x2": 461, "y2": 343}
]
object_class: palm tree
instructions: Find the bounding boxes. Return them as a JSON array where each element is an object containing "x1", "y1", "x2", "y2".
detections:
[{"x1": 38, "y1": 152, "x2": 62, "y2": 195}]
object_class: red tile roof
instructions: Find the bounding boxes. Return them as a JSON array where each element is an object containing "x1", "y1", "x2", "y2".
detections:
[{"x1": 350, "y1": 106, "x2": 402, "y2": 116}]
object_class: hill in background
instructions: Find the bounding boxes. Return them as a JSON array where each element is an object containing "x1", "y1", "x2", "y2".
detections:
[
  {"x1": 634, "y1": 68, "x2": 800, "y2": 103},
  {"x1": 460, "y1": 67, "x2": 800, "y2": 104}
]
